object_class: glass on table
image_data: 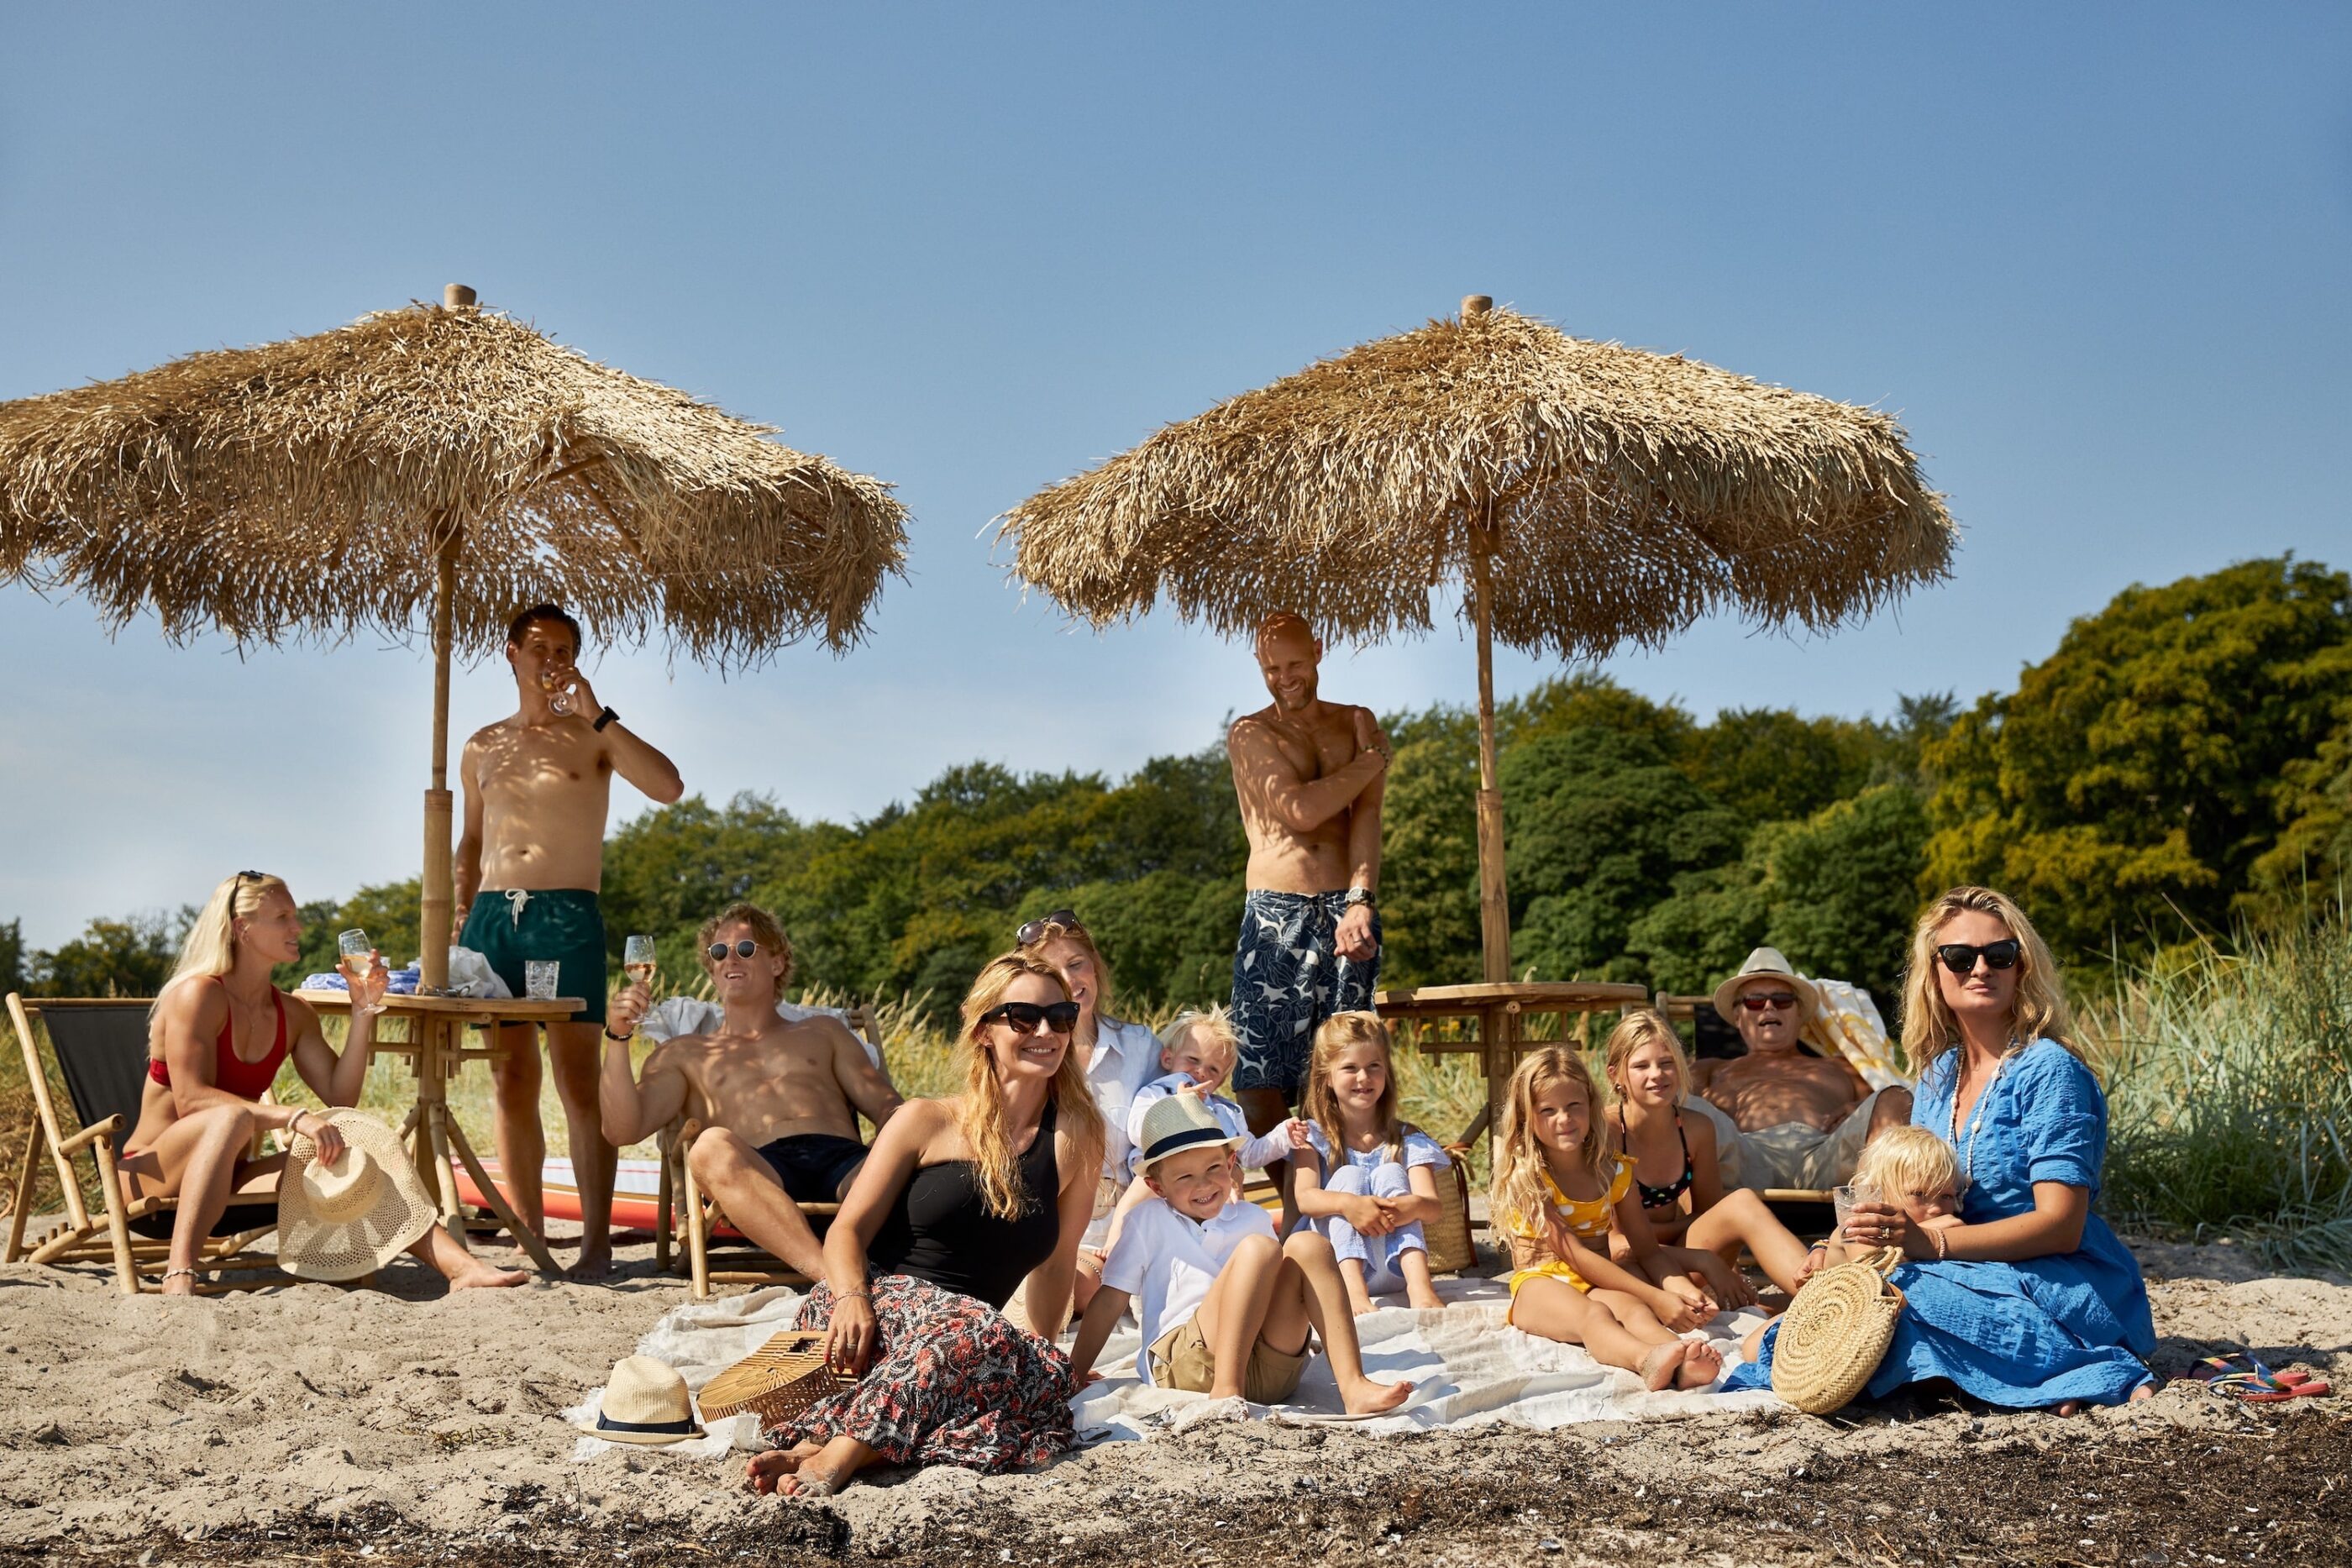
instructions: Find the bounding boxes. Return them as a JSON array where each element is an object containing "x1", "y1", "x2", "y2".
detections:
[{"x1": 523, "y1": 960, "x2": 562, "y2": 1001}]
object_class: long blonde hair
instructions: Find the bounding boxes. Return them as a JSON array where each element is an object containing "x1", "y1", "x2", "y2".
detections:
[
  {"x1": 1301, "y1": 1011, "x2": 1408, "y2": 1164},
  {"x1": 1490, "y1": 1046, "x2": 1610, "y2": 1237},
  {"x1": 1899, "y1": 886, "x2": 2082, "y2": 1073},
  {"x1": 955, "y1": 953, "x2": 1107, "y2": 1221},
  {"x1": 1016, "y1": 913, "x2": 1122, "y2": 1048},
  {"x1": 152, "y1": 871, "x2": 290, "y2": 1018},
  {"x1": 1602, "y1": 1009, "x2": 1692, "y2": 1110}
]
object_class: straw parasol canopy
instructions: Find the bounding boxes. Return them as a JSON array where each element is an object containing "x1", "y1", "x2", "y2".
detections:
[
  {"x1": 0, "y1": 286, "x2": 908, "y2": 986},
  {"x1": 1000, "y1": 296, "x2": 1955, "y2": 982}
]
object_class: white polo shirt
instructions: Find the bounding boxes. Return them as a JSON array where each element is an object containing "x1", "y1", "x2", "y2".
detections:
[
  {"x1": 1087, "y1": 1017, "x2": 1161, "y2": 1186},
  {"x1": 1098, "y1": 1196, "x2": 1278, "y2": 1384}
]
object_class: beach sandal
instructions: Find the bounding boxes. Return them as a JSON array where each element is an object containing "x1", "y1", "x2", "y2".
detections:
[{"x1": 2183, "y1": 1350, "x2": 2328, "y2": 1402}]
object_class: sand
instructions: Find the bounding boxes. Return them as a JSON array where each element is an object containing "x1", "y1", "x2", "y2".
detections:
[{"x1": 3, "y1": 1232, "x2": 2346, "y2": 1566}]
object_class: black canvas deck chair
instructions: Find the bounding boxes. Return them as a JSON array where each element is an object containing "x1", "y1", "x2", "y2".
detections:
[{"x1": 5, "y1": 994, "x2": 286, "y2": 1293}]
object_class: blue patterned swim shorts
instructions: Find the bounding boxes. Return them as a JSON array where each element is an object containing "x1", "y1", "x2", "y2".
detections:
[{"x1": 1230, "y1": 889, "x2": 1382, "y2": 1097}]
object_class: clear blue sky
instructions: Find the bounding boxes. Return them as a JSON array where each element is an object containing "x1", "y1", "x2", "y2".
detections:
[{"x1": 3, "y1": 5, "x2": 2348, "y2": 950}]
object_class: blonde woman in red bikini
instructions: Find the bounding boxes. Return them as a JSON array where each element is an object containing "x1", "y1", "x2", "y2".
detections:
[{"x1": 125, "y1": 871, "x2": 526, "y2": 1296}]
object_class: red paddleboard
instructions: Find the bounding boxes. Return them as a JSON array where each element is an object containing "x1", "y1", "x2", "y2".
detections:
[{"x1": 451, "y1": 1156, "x2": 747, "y2": 1239}]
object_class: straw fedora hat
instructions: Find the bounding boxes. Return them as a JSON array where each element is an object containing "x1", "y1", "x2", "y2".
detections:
[
  {"x1": 1711, "y1": 947, "x2": 1822, "y2": 1025},
  {"x1": 594, "y1": 1356, "x2": 705, "y2": 1446},
  {"x1": 276, "y1": 1110, "x2": 438, "y2": 1281},
  {"x1": 1135, "y1": 1091, "x2": 1241, "y2": 1176}
]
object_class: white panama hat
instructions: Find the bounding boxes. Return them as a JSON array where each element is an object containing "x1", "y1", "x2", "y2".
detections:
[
  {"x1": 1710, "y1": 947, "x2": 1822, "y2": 1026},
  {"x1": 276, "y1": 1110, "x2": 438, "y2": 1282},
  {"x1": 593, "y1": 1356, "x2": 705, "y2": 1446}
]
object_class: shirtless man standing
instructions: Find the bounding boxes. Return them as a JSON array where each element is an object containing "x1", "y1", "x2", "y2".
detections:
[
  {"x1": 1693, "y1": 947, "x2": 1912, "y2": 1192},
  {"x1": 600, "y1": 902, "x2": 901, "y2": 1281},
  {"x1": 454, "y1": 603, "x2": 684, "y2": 1276},
  {"x1": 1226, "y1": 613, "x2": 1391, "y2": 1220}
]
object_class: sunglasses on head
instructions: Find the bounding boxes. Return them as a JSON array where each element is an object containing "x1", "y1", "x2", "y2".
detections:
[
  {"x1": 981, "y1": 999, "x2": 1081, "y2": 1036},
  {"x1": 1736, "y1": 991, "x2": 1800, "y2": 1011},
  {"x1": 1935, "y1": 939, "x2": 2021, "y2": 975},
  {"x1": 706, "y1": 939, "x2": 764, "y2": 962},
  {"x1": 1015, "y1": 910, "x2": 1083, "y2": 947}
]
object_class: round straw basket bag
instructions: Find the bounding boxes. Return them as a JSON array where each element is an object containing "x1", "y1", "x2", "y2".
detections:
[
  {"x1": 699, "y1": 1330, "x2": 849, "y2": 1426},
  {"x1": 1770, "y1": 1246, "x2": 1907, "y2": 1415}
]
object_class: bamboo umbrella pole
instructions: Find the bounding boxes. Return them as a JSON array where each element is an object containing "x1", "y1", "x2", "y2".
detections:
[
  {"x1": 417, "y1": 286, "x2": 475, "y2": 995},
  {"x1": 1469, "y1": 523, "x2": 1511, "y2": 986}
]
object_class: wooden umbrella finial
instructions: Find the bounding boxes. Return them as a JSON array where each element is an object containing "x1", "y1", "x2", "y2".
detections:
[
  {"x1": 444, "y1": 283, "x2": 477, "y2": 309},
  {"x1": 1462, "y1": 294, "x2": 1493, "y2": 318}
]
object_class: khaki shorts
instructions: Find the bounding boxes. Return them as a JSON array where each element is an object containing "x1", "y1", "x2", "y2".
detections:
[
  {"x1": 1714, "y1": 1087, "x2": 1896, "y2": 1190},
  {"x1": 1149, "y1": 1315, "x2": 1308, "y2": 1404}
]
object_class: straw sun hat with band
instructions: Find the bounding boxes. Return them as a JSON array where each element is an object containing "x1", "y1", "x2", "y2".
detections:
[
  {"x1": 1711, "y1": 947, "x2": 1821, "y2": 1026},
  {"x1": 276, "y1": 1110, "x2": 439, "y2": 1281}
]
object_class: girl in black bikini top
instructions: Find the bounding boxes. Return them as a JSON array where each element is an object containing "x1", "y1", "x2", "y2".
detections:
[{"x1": 1617, "y1": 1105, "x2": 1695, "y2": 1211}]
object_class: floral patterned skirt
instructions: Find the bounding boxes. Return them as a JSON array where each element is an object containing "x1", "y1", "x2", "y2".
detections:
[{"x1": 769, "y1": 1275, "x2": 1077, "y2": 1472}]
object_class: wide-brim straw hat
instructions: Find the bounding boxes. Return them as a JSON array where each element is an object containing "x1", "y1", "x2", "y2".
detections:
[
  {"x1": 1136, "y1": 1091, "x2": 1241, "y2": 1176},
  {"x1": 1712, "y1": 947, "x2": 1822, "y2": 1025},
  {"x1": 276, "y1": 1110, "x2": 438, "y2": 1282},
  {"x1": 594, "y1": 1356, "x2": 705, "y2": 1446}
]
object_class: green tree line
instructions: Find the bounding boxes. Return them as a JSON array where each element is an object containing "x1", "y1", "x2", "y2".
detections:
[{"x1": 12, "y1": 556, "x2": 2349, "y2": 1021}]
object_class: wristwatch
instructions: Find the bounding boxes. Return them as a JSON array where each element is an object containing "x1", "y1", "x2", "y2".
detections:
[
  {"x1": 593, "y1": 706, "x2": 618, "y2": 732},
  {"x1": 1343, "y1": 887, "x2": 1376, "y2": 910}
]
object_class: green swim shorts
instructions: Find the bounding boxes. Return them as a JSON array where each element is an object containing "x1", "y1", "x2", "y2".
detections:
[{"x1": 460, "y1": 889, "x2": 607, "y2": 1025}]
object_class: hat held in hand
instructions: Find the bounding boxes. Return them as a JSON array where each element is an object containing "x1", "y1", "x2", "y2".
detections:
[
  {"x1": 595, "y1": 1356, "x2": 705, "y2": 1445},
  {"x1": 276, "y1": 1109, "x2": 438, "y2": 1281}
]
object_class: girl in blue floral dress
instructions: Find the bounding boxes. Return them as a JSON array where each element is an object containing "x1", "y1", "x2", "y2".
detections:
[{"x1": 1726, "y1": 886, "x2": 2156, "y2": 1412}]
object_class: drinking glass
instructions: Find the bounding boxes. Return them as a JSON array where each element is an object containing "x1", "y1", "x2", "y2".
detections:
[
  {"x1": 622, "y1": 935, "x2": 658, "y2": 993},
  {"x1": 1831, "y1": 1182, "x2": 1878, "y2": 1239},
  {"x1": 338, "y1": 929, "x2": 384, "y2": 1016},
  {"x1": 540, "y1": 663, "x2": 575, "y2": 716},
  {"x1": 524, "y1": 960, "x2": 562, "y2": 1001}
]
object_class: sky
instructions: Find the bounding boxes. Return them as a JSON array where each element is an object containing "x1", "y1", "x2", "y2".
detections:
[{"x1": 3, "y1": 5, "x2": 2348, "y2": 950}]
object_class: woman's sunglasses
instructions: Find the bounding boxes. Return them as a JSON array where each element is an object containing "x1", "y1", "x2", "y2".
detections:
[
  {"x1": 706, "y1": 939, "x2": 764, "y2": 962},
  {"x1": 1935, "y1": 939, "x2": 2021, "y2": 975},
  {"x1": 981, "y1": 1000, "x2": 1081, "y2": 1036},
  {"x1": 1015, "y1": 910, "x2": 1083, "y2": 946}
]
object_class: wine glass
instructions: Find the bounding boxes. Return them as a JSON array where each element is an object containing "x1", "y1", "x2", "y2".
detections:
[
  {"x1": 622, "y1": 935, "x2": 658, "y2": 993},
  {"x1": 540, "y1": 663, "x2": 574, "y2": 716},
  {"x1": 338, "y1": 928, "x2": 384, "y2": 1016}
]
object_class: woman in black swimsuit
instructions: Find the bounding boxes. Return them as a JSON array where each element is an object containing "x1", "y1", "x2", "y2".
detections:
[
  {"x1": 1603, "y1": 1010, "x2": 1814, "y2": 1301},
  {"x1": 748, "y1": 952, "x2": 1107, "y2": 1498}
]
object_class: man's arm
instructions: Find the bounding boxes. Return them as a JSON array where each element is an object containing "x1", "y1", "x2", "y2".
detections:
[
  {"x1": 828, "y1": 1020, "x2": 905, "y2": 1134},
  {"x1": 451, "y1": 734, "x2": 486, "y2": 941},
  {"x1": 601, "y1": 718, "x2": 685, "y2": 805},
  {"x1": 601, "y1": 1036, "x2": 691, "y2": 1146},
  {"x1": 1227, "y1": 719, "x2": 1385, "y2": 835},
  {"x1": 1344, "y1": 706, "x2": 1387, "y2": 894}
]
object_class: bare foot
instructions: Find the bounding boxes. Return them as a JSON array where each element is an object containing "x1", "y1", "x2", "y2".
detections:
[
  {"x1": 568, "y1": 1243, "x2": 615, "y2": 1282},
  {"x1": 451, "y1": 1261, "x2": 530, "y2": 1291},
  {"x1": 1639, "y1": 1341, "x2": 1691, "y2": 1392},
  {"x1": 2055, "y1": 1399, "x2": 2082, "y2": 1417},
  {"x1": 1345, "y1": 1292, "x2": 1376, "y2": 1318},
  {"x1": 1675, "y1": 1341, "x2": 1724, "y2": 1390},
  {"x1": 1406, "y1": 1289, "x2": 1445, "y2": 1312},
  {"x1": 1339, "y1": 1377, "x2": 1415, "y2": 1416},
  {"x1": 2129, "y1": 1382, "x2": 2155, "y2": 1403},
  {"x1": 743, "y1": 1441, "x2": 822, "y2": 1495}
]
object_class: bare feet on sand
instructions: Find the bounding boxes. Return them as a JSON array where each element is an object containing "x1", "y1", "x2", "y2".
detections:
[
  {"x1": 451, "y1": 1261, "x2": 530, "y2": 1290},
  {"x1": 744, "y1": 1442, "x2": 822, "y2": 1494},
  {"x1": 1675, "y1": 1340, "x2": 1723, "y2": 1390},
  {"x1": 1339, "y1": 1377, "x2": 1415, "y2": 1416},
  {"x1": 568, "y1": 1243, "x2": 615, "y2": 1281},
  {"x1": 1639, "y1": 1340, "x2": 1693, "y2": 1391}
]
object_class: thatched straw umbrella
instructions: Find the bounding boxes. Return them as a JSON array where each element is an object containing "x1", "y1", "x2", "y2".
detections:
[
  {"x1": 1000, "y1": 296, "x2": 1954, "y2": 983},
  {"x1": 1, "y1": 286, "x2": 907, "y2": 990}
]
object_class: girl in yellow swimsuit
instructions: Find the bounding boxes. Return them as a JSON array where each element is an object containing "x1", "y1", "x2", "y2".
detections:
[{"x1": 1490, "y1": 1047, "x2": 1725, "y2": 1392}]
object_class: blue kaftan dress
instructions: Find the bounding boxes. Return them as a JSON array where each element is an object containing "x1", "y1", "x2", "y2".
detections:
[{"x1": 1725, "y1": 1038, "x2": 2156, "y2": 1408}]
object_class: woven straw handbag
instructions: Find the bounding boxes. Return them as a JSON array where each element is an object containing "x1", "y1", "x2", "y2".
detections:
[
  {"x1": 1424, "y1": 1143, "x2": 1478, "y2": 1275},
  {"x1": 699, "y1": 1331, "x2": 848, "y2": 1425},
  {"x1": 1770, "y1": 1246, "x2": 1908, "y2": 1414}
]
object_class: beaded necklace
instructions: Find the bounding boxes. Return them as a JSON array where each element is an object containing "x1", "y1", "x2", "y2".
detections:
[{"x1": 1949, "y1": 1038, "x2": 2020, "y2": 1183}]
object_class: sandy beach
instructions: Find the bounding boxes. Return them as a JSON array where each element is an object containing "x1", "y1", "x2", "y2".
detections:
[{"x1": 3, "y1": 1232, "x2": 2344, "y2": 1567}]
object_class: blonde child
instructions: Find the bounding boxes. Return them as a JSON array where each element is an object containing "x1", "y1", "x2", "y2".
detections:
[
  {"x1": 1095, "y1": 1012, "x2": 1298, "y2": 1258},
  {"x1": 1292, "y1": 1012, "x2": 1448, "y2": 1314},
  {"x1": 1492, "y1": 1046, "x2": 1724, "y2": 1391},
  {"x1": 1070, "y1": 1094, "x2": 1413, "y2": 1416},
  {"x1": 1806, "y1": 1125, "x2": 1966, "y2": 1282}
]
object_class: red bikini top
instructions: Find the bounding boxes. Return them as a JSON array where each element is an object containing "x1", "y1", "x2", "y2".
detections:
[{"x1": 148, "y1": 980, "x2": 288, "y2": 1100}]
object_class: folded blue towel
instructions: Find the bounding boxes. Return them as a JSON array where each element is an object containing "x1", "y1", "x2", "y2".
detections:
[{"x1": 303, "y1": 965, "x2": 422, "y2": 995}]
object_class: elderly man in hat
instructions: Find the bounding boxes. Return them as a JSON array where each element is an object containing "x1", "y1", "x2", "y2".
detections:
[{"x1": 1693, "y1": 948, "x2": 1912, "y2": 1192}]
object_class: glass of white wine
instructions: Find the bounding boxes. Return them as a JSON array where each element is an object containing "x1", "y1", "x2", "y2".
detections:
[
  {"x1": 338, "y1": 928, "x2": 385, "y2": 1017},
  {"x1": 540, "y1": 663, "x2": 575, "y2": 716},
  {"x1": 622, "y1": 934, "x2": 658, "y2": 993}
]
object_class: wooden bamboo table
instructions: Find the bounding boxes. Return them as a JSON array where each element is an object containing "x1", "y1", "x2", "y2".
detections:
[
  {"x1": 295, "y1": 990, "x2": 575, "y2": 1275},
  {"x1": 1374, "y1": 980, "x2": 1651, "y2": 1151}
]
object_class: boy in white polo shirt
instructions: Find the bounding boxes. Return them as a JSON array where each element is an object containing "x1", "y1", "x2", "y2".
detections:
[{"x1": 1070, "y1": 1095, "x2": 1414, "y2": 1414}]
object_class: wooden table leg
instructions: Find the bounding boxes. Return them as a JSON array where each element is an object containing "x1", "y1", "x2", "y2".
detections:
[
  {"x1": 1484, "y1": 1002, "x2": 1515, "y2": 1157},
  {"x1": 441, "y1": 1109, "x2": 560, "y2": 1276}
]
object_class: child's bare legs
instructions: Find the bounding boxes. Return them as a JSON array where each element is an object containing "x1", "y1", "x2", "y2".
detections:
[
  {"x1": 1513, "y1": 1278, "x2": 1718, "y2": 1391},
  {"x1": 1277, "y1": 1231, "x2": 1413, "y2": 1414},
  {"x1": 745, "y1": 1434, "x2": 877, "y2": 1497},
  {"x1": 1683, "y1": 1188, "x2": 1812, "y2": 1297},
  {"x1": 1396, "y1": 1245, "x2": 1443, "y2": 1312},
  {"x1": 1192, "y1": 1232, "x2": 1285, "y2": 1399}
]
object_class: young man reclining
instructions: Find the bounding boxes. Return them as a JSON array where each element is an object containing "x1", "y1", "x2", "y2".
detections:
[
  {"x1": 601, "y1": 902, "x2": 901, "y2": 1279},
  {"x1": 1068, "y1": 1093, "x2": 1413, "y2": 1415}
]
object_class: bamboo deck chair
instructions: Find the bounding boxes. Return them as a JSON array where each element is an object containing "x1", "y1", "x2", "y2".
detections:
[
  {"x1": 5, "y1": 994, "x2": 288, "y2": 1294},
  {"x1": 655, "y1": 1004, "x2": 893, "y2": 1299}
]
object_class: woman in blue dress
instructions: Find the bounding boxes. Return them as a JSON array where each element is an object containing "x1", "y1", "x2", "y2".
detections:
[{"x1": 1726, "y1": 885, "x2": 2155, "y2": 1412}]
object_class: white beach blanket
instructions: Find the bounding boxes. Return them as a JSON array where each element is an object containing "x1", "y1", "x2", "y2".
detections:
[{"x1": 566, "y1": 1277, "x2": 1778, "y2": 1460}]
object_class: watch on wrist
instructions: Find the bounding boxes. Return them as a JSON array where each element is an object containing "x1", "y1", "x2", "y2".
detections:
[
  {"x1": 604, "y1": 1025, "x2": 633, "y2": 1043},
  {"x1": 1343, "y1": 887, "x2": 1375, "y2": 910},
  {"x1": 593, "y1": 706, "x2": 618, "y2": 732}
]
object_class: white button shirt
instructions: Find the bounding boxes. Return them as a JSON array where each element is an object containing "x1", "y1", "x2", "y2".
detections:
[
  {"x1": 1099, "y1": 1195, "x2": 1278, "y2": 1383},
  {"x1": 1086, "y1": 1017, "x2": 1162, "y2": 1185}
]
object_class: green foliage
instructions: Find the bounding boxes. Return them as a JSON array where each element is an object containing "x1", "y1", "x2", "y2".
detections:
[
  {"x1": 1922, "y1": 557, "x2": 2352, "y2": 965},
  {"x1": 28, "y1": 911, "x2": 184, "y2": 997},
  {"x1": 0, "y1": 918, "x2": 24, "y2": 997}
]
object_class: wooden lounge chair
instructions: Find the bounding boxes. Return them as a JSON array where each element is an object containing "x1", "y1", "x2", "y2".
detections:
[
  {"x1": 1651, "y1": 989, "x2": 1835, "y2": 1230},
  {"x1": 655, "y1": 1004, "x2": 892, "y2": 1299},
  {"x1": 5, "y1": 994, "x2": 288, "y2": 1294}
]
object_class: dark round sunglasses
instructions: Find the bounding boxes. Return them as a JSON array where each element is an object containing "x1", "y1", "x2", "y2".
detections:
[
  {"x1": 706, "y1": 939, "x2": 764, "y2": 962},
  {"x1": 1735, "y1": 991, "x2": 1800, "y2": 1011},
  {"x1": 1936, "y1": 939, "x2": 2021, "y2": 975},
  {"x1": 980, "y1": 999, "x2": 1081, "y2": 1036},
  {"x1": 1015, "y1": 910, "x2": 1083, "y2": 947}
]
